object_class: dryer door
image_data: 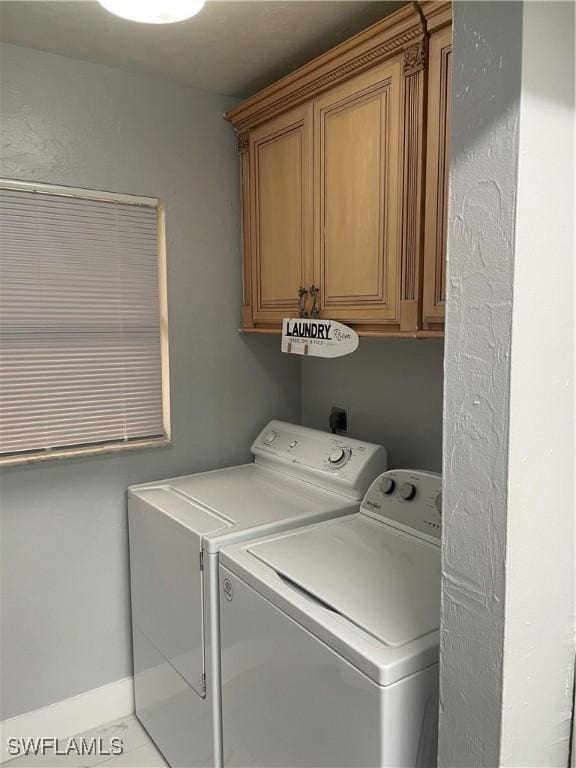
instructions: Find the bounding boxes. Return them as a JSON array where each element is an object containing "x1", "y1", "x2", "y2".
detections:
[{"x1": 129, "y1": 487, "x2": 228, "y2": 698}]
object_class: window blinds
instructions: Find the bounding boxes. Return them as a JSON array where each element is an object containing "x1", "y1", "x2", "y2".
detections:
[{"x1": 0, "y1": 185, "x2": 166, "y2": 458}]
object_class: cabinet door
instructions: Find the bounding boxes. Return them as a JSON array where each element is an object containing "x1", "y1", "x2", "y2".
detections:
[
  {"x1": 313, "y1": 60, "x2": 402, "y2": 325},
  {"x1": 423, "y1": 26, "x2": 452, "y2": 329},
  {"x1": 249, "y1": 105, "x2": 313, "y2": 324}
]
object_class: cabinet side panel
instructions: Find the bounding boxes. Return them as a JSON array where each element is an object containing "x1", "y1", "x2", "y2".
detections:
[
  {"x1": 399, "y1": 42, "x2": 427, "y2": 332},
  {"x1": 239, "y1": 138, "x2": 253, "y2": 328},
  {"x1": 423, "y1": 28, "x2": 452, "y2": 328},
  {"x1": 436, "y1": 46, "x2": 452, "y2": 307}
]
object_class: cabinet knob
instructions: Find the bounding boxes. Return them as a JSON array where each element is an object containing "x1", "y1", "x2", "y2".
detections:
[
  {"x1": 309, "y1": 285, "x2": 320, "y2": 318},
  {"x1": 297, "y1": 286, "x2": 308, "y2": 318}
]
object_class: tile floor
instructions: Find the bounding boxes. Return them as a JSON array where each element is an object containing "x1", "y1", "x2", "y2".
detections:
[{"x1": 2, "y1": 716, "x2": 168, "y2": 768}]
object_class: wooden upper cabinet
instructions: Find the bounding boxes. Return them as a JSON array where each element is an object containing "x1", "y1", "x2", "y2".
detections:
[
  {"x1": 249, "y1": 105, "x2": 312, "y2": 324},
  {"x1": 423, "y1": 21, "x2": 452, "y2": 330},
  {"x1": 227, "y1": 2, "x2": 452, "y2": 337},
  {"x1": 313, "y1": 62, "x2": 402, "y2": 326}
]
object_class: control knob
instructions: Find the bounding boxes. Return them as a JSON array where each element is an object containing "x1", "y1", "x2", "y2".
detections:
[
  {"x1": 398, "y1": 482, "x2": 416, "y2": 501},
  {"x1": 264, "y1": 430, "x2": 278, "y2": 444},
  {"x1": 379, "y1": 477, "x2": 396, "y2": 495},
  {"x1": 328, "y1": 447, "x2": 351, "y2": 468}
]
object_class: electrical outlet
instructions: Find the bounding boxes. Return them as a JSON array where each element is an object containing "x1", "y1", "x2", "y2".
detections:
[{"x1": 329, "y1": 406, "x2": 348, "y2": 434}]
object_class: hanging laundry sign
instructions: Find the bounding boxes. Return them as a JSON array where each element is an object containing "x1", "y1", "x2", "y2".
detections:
[{"x1": 281, "y1": 318, "x2": 359, "y2": 358}]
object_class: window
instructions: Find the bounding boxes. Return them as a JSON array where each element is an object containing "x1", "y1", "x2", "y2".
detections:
[{"x1": 0, "y1": 180, "x2": 170, "y2": 464}]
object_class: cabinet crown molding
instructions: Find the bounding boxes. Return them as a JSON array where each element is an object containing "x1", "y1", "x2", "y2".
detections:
[
  {"x1": 419, "y1": 0, "x2": 452, "y2": 32},
  {"x1": 225, "y1": 2, "x2": 427, "y2": 133}
]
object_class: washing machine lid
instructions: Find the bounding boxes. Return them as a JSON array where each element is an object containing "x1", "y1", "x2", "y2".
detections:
[
  {"x1": 130, "y1": 465, "x2": 355, "y2": 552},
  {"x1": 247, "y1": 515, "x2": 440, "y2": 647}
]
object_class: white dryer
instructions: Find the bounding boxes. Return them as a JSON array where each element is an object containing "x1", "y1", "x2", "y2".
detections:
[
  {"x1": 219, "y1": 469, "x2": 442, "y2": 768},
  {"x1": 128, "y1": 421, "x2": 387, "y2": 768}
]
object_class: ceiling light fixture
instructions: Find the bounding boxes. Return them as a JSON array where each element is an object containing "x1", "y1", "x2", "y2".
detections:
[{"x1": 98, "y1": 0, "x2": 206, "y2": 24}]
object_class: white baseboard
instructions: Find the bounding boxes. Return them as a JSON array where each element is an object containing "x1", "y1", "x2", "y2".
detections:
[{"x1": 0, "y1": 676, "x2": 134, "y2": 764}]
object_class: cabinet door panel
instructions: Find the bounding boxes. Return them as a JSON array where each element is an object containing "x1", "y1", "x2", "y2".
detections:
[
  {"x1": 250, "y1": 106, "x2": 312, "y2": 323},
  {"x1": 423, "y1": 26, "x2": 452, "y2": 328},
  {"x1": 314, "y1": 61, "x2": 402, "y2": 324}
]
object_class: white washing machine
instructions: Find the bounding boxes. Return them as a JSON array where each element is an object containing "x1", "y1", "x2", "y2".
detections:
[
  {"x1": 219, "y1": 469, "x2": 442, "y2": 768},
  {"x1": 128, "y1": 421, "x2": 387, "y2": 768}
]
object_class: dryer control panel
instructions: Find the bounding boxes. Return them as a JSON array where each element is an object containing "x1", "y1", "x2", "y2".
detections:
[
  {"x1": 360, "y1": 469, "x2": 442, "y2": 543},
  {"x1": 252, "y1": 420, "x2": 387, "y2": 501}
]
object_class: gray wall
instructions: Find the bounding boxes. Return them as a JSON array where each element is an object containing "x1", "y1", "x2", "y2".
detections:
[
  {"x1": 0, "y1": 40, "x2": 447, "y2": 724},
  {"x1": 438, "y1": 3, "x2": 522, "y2": 765},
  {"x1": 0, "y1": 43, "x2": 300, "y2": 721},
  {"x1": 301, "y1": 340, "x2": 444, "y2": 472}
]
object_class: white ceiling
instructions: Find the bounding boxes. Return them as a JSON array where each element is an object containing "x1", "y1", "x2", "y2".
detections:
[{"x1": 0, "y1": 1, "x2": 403, "y2": 98}]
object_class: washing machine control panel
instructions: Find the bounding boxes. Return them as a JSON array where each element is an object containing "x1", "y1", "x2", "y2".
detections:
[
  {"x1": 361, "y1": 469, "x2": 442, "y2": 542},
  {"x1": 252, "y1": 421, "x2": 387, "y2": 501}
]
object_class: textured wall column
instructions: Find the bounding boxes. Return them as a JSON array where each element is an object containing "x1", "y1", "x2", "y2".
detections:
[
  {"x1": 441, "y1": 2, "x2": 575, "y2": 765},
  {"x1": 439, "y1": 2, "x2": 523, "y2": 765},
  {"x1": 499, "y1": 2, "x2": 575, "y2": 764}
]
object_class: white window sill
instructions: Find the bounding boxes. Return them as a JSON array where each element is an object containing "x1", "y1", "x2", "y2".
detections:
[{"x1": 0, "y1": 437, "x2": 172, "y2": 467}]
